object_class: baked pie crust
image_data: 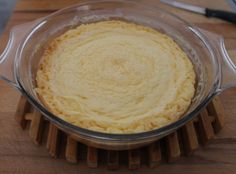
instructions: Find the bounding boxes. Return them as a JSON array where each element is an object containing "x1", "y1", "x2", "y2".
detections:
[{"x1": 35, "y1": 20, "x2": 195, "y2": 133}]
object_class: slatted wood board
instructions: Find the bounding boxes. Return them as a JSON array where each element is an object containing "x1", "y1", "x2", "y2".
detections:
[{"x1": 14, "y1": 95, "x2": 225, "y2": 170}]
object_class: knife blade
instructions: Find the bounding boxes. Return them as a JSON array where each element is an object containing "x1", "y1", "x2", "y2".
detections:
[{"x1": 160, "y1": 0, "x2": 236, "y2": 24}]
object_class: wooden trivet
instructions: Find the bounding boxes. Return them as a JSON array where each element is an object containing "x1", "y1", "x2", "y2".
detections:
[{"x1": 15, "y1": 95, "x2": 225, "y2": 170}]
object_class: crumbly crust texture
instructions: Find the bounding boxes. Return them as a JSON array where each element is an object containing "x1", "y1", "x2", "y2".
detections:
[{"x1": 35, "y1": 20, "x2": 195, "y2": 133}]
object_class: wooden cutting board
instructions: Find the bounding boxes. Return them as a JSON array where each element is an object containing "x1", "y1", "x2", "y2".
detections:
[{"x1": 0, "y1": 0, "x2": 236, "y2": 173}]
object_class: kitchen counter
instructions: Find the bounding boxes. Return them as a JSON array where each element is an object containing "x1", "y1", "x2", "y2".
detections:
[{"x1": 0, "y1": 0, "x2": 236, "y2": 173}]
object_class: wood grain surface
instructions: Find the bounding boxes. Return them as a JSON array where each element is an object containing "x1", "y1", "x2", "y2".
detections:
[{"x1": 0, "y1": 0, "x2": 236, "y2": 173}]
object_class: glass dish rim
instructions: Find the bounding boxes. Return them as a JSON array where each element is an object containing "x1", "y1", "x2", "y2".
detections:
[{"x1": 15, "y1": 0, "x2": 221, "y2": 142}]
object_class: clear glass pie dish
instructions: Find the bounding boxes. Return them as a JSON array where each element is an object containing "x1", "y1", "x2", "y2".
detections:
[{"x1": 0, "y1": 0, "x2": 235, "y2": 150}]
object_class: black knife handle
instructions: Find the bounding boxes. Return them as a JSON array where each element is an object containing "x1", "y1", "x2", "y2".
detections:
[{"x1": 205, "y1": 8, "x2": 236, "y2": 24}]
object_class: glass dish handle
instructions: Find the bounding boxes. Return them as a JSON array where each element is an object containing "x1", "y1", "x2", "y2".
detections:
[
  {"x1": 198, "y1": 28, "x2": 236, "y2": 93},
  {"x1": 0, "y1": 20, "x2": 40, "y2": 89}
]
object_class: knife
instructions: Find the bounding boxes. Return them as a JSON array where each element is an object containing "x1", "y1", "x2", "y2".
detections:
[{"x1": 160, "y1": 0, "x2": 236, "y2": 24}]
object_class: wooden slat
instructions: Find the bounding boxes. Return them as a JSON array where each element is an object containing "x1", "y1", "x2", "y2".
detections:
[
  {"x1": 128, "y1": 149, "x2": 140, "y2": 170},
  {"x1": 46, "y1": 123, "x2": 60, "y2": 157},
  {"x1": 24, "y1": 113, "x2": 33, "y2": 120},
  {"x1": 166, "y1": 132, "x2": 181, "y2": 162},
  {"x1": 148, "y1": 142, "x2": 162, "y2": 168},
  {"x1": 107, "y1": 150, "x2": 119, "y2": 170},
  {"x1": 87, "y1": 146, "x2": 98, "y2": 168},
  {"x1": 29, "y1": 110, "x2": 44, "y2": 145},
  {"x1": 14, "y1": 96, "x2": 31, "y2": 129},
  {"x1": 197, "y1": 109, "x2": 215, "y2": 145},
  {"x1": 207, "y1": 97, "x2": 225, "y2": 133},
  {"x1": 208, "y1": 115, "x2": 216, "y2": 123},
  {"x1": 65, "y1": 136, "x2": 78, "y2": 163},
  {"x1": 181, "y1": 121, "x2": 199, "y2": 155}
]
